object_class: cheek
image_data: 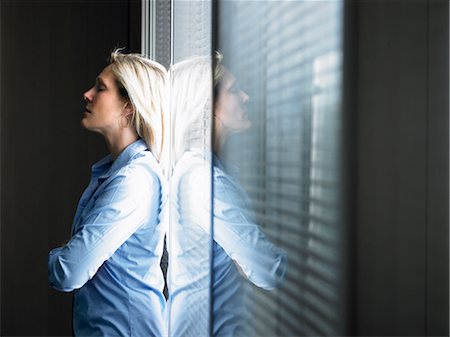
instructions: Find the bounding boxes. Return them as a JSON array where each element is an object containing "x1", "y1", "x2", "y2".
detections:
[
  {"x1": 98, "y1": 93, "x2": 123, "y2": 111},
  {"x1": 230, "y1": 100, "x2": 243, "y2": 118},
  {"x1": 215, "y1": 95, "x2": 244, "y2": 124},
  {"x1": 214, "y1": 101, "x2": 226, "y2": 121},
  {"x1": 101, "y1": 101, "x2": 123, "y2": 120}
]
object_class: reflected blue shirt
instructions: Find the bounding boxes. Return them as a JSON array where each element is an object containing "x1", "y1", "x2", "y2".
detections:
[
  {"x1": 168, "y1": 151, "x2": 287, "y2": 337},
  {"x1": 48, "y1": 139, "x2": 167, "y2": 337}
]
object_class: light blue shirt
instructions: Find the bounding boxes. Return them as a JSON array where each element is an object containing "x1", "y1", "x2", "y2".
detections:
[
  {"x1": 167, "y1": 151, "x2": 287, "y2": 337},
  {"x1": 48, "y1": 139, "x2": 167, "y2": 337}
]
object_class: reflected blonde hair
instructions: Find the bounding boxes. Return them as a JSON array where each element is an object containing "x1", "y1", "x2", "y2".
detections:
[
  {"x1": 109, "y1": 49, "x2": 167, "y2": 160},
  {"x1": 168, "y1": 53, "x2": 224, "y2": 173}
]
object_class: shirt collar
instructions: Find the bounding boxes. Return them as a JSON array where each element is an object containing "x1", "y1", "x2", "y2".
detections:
[
  {"x1": 92, "y1": 139, "x2": 149, "y2": 179},
  {"x1": 213, "y1": 153, "x2": 240, "y2": 178}
]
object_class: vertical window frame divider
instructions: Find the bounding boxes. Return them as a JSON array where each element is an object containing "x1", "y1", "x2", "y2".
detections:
[{"x1": 141, "y1": 0, "x2": 155, "y2": 58}]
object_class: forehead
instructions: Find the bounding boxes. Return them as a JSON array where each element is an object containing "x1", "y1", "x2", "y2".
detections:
[
  {"x1": 97, "y1": 64, "x2": 115, "y2": 84},
  {"x1": 221, "y1": 68, "x2": 236, "y2": 87}
]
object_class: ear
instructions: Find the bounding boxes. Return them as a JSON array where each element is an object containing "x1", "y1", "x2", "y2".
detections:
[
  {"x1": 122, "y1": 101, "x2": 135, "y2": 117},
  {"x1": 214, "y1": 98, "x2": 224, "y2": 120}
]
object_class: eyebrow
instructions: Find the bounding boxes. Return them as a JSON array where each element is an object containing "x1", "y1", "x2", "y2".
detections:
[{"x1": 96, "y1": 77, "x2": 106, "y2": 86}]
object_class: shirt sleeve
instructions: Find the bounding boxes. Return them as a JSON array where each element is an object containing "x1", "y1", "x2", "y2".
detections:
[
  {"x1": 48, "y1": 167, "x2": 158, "y2": 292},
  {"x1": 184, "y1": 165, "x2": 287, "y2": 291}
]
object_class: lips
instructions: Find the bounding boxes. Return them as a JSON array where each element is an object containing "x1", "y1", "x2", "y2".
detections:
[{"x1": 85, "y1": 107, "x2": 92, "y2": 113}]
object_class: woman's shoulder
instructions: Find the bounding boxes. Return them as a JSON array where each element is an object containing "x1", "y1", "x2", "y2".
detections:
[
  {"x1": 109, "y1": 150, "x2": 162, "y2": 191},
  {"x1": 130, "y1": 151, "x2": 163, "y2": 179}
]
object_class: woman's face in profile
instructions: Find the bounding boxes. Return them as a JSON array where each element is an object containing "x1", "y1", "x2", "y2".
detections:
[
  {"x1": 214, "y1": 68, "x2": 251, "y2": 134},
  {"x1": 82, "y1": 65, "x2": 127, "y2": 135}
]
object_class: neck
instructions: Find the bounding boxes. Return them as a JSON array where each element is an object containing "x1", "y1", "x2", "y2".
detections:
[
  {"x1": 214, "y1": 120, "x2": 235, "y2": 155},
  {"x1": 103, "y1": 127, "x2": 139, "y2": 160},
  {"x1": 213, "y1": 129, "x2": 227, "y2": 155}
]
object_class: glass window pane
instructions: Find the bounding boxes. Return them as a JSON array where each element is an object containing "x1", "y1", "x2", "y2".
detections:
[
  {"x1": 168, "y1": 1, "x2": 213, "y2": 336},
  {"x1": 214, "y1": 1, "x2": 347, "y2": 335}
]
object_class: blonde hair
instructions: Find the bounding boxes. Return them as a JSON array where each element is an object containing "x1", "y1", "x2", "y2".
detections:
[
  {"x1": 109, "y1": 49, "x2": 167, "y2": 160},
  {"x1": 168, "y1": 53, "x2": 224, "y2": 173}
]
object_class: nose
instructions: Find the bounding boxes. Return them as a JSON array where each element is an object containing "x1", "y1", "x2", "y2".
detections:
[
  {"x1": 241, "y1": 90, "x2": 250, "y2": 104},
  {"x1": 83, "y1": 87, "x2": 94, "y2": 102}
]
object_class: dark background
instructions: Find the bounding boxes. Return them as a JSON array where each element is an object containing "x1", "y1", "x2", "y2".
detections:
[
  {"x1": 353, "y1": 1, "x2": 448, "y2": 335},
  {"x1": 0, "y1": 1, "x2": 140, "y2": 335}
]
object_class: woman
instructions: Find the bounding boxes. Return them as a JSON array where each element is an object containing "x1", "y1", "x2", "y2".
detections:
[
  {"x1": 48, "y1": 50, "x2": 167, "y2": 337},
  {"x1": 168, "y1": 54, "x2": 287, "y2": 337}
]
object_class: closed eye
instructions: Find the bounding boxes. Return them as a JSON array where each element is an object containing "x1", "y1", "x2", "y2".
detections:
[
  {"x1": 95, "y1": 77, "x2": 107, "y2": 92},
  {"x1": 229, "y1": 84, "x2": 240, "y2": 94},
  {"x1": 95, "y1": 84, "x2": 106, "y2": 92}
]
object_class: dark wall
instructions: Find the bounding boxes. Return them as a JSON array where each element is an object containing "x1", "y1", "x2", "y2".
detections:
[
  {"x1": 354, "y1": 0, "x2": 448, "y2": 335},
  {"x1": 0, "y1": 1, "x2": 140, "y2": 335}
]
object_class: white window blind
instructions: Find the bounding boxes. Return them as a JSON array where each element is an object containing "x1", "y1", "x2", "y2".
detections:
[{"x1": 217, "y1": 1, "x2": 347, "y2": 335}]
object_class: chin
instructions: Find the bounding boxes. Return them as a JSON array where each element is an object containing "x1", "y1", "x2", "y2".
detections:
[
  {"x1": 232, "y1": 123, "x2": 251, "y2": 135},
  {"x1": 81, "y1": 118, "x2": 94, "y2": 131},
  {"x1": 242, "y1": 120, "x2": 252, "y2": 130},
  {"x1": 81, "y1": 118, "x2": 88, "y2": 129}
]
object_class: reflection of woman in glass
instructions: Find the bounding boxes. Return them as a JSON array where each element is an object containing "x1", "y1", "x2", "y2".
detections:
[
  {"x1": 168, "y1": 54, "x2": 287, "y2": 337},
  {"x1": 48, "y1": 50, "x2": 167, "y2": 337}
]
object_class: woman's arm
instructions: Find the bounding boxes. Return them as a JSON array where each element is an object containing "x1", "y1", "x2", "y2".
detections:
[
  {"x1": 48, "y1": 167, "x2": 159, "y2": 292},
  {"x1": 182, "y1": 165, "x2": 287, "y2": 290}
]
